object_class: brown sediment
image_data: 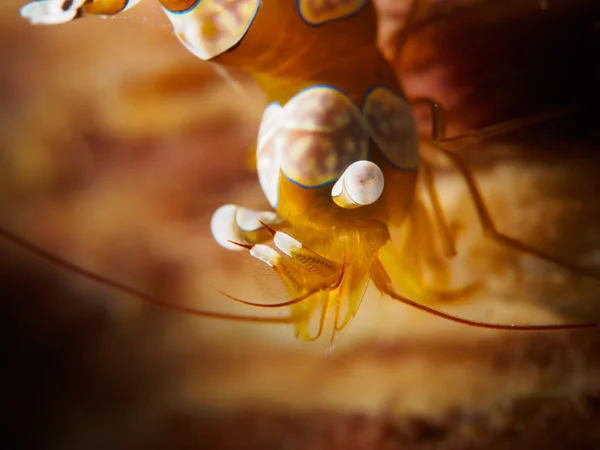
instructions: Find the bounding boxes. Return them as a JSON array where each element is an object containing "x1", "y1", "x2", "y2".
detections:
[{"x1": 1, "y1": 0, "x2": 600, "y2": 449}]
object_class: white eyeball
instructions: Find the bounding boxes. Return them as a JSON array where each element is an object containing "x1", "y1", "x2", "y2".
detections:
[{"x1": 332, "y1": 161, "x2": 384, "y2": 209}]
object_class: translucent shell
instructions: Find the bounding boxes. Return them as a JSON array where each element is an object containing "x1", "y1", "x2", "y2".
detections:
[
  {"x1": 298, "y1": 0, "x2": 366, "y2": 25},
  {"x1": 164, "y1": 0, "x2": 260, "y2": 60},
  {"x1": 256, "y1": 103, "x2": 285, "y2": 207},
  {"x1": 278, "y1": 86, "x2": 369, "y2": 188},
  {"x1": 363, "y1": 86, "x2": 419, "y2": 170}
]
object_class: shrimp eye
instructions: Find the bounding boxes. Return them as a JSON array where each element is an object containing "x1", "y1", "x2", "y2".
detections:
[{"x1": 331, "y1": 161, "x2": 384, "y2": 209}]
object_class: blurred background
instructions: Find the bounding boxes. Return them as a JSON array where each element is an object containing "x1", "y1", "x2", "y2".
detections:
[{"x1": 1, "y1": 0, "x2": 600, "y2": 448}]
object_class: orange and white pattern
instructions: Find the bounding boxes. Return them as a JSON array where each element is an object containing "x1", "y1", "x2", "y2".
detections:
[
  {"x1": 276, "y1": 86, "x2": 369, "y2": 188},
  {"x1": 363, "y1": 86, "x2": 419, "y2": 170},
  {"x1": 165, "y1": 0, "x2": 260, "y2": 60}
]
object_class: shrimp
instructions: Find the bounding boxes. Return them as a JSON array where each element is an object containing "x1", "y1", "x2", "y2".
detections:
[{"x1": 9, "y1": 0, "x2": 600, "y2": 343}]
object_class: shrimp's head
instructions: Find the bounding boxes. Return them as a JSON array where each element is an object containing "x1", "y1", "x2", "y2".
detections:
[{"x1": 210, "y1": 187, "x2": 391, "y2": 341}]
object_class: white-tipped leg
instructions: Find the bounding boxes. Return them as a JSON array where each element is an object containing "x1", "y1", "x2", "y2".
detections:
[
  {"x1": 234, "y1": 207, "x2": 278, "y2": 232},
  {"x1": 20, "y1": 0, "x2": 87, "y2": 25},
  {"x1": 249, "y1": 244, "x2": 279, "y2": 267},
  {"x1": 212, "y1": 205, "x2": 339, "y2": 277},
  {"x1": 211, "y1": 205, "x2": 242, "y2": 251},
  {"x1": 210, "y1": 204, "x2": 278, "y2": 251},
  {"x1": 221, "y1": 223, "x2": 344, "y2": 295},
  {"x1": 332, "y1": 161, "x2": 384, "y2": 209},
  {"x1": 232, "y1": 242, "x2": 305, "y2": 293},
  {"x1": 251, "y1": 221, "x2": 341, "y2": 279},
  {"x1": 270, "y1": 230, "x2": 340, "y2": 278}
]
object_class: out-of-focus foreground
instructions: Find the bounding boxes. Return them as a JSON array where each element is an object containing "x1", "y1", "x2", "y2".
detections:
[{"x1": 1, "y1": 0, "x2": 600, "y2": 449}]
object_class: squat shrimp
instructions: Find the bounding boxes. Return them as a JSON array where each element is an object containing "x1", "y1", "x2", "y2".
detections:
[{"x1": 6, "y1": 0, "x2": 600, "y2": 343}]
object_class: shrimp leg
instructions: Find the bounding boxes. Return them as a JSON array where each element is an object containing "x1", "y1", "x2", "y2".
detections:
[
  {"x1": 413, "y1": 98, "x2": 600, "y2": 281},
  {"x1": 420, "y1": 157, "x2": 456, "y2": 258},
  {"x1": 371, "y1": 257, "x2": 598, "y2": 330},
  {"x1": 411, "y1": 97, "x2": 574, "y2": 149}
]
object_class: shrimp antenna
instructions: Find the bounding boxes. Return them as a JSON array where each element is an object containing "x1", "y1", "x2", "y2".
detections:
[
  {"x1": 0, "y1": 224, "x2": 291, "y2": 324},
  {"x1": 210, "y1": 64, "x2": 254, "y2": 101},
  {"x1": 371, "y1": 258, "x2": 598, "y2": 331},
  {"x1": 2, "y1": 223, "x2": 595, "y2": 331}
]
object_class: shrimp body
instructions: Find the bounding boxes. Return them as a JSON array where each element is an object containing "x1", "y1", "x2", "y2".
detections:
[
  {"x1": 18, "y1": 1, "x2": 465, "y2": 340},
  {"x1": 188, "y1": 1, "x2": 422, "y2": 339}
]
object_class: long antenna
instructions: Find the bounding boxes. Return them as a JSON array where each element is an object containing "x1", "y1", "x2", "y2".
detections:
[{"x1": 0, "y1": 225, "x2": 290, "y2": 324}]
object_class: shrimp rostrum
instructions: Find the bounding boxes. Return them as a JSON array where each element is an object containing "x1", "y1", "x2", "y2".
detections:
[{"x1": 15, "y1": 0, "x2": 600, "y2": 341}]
